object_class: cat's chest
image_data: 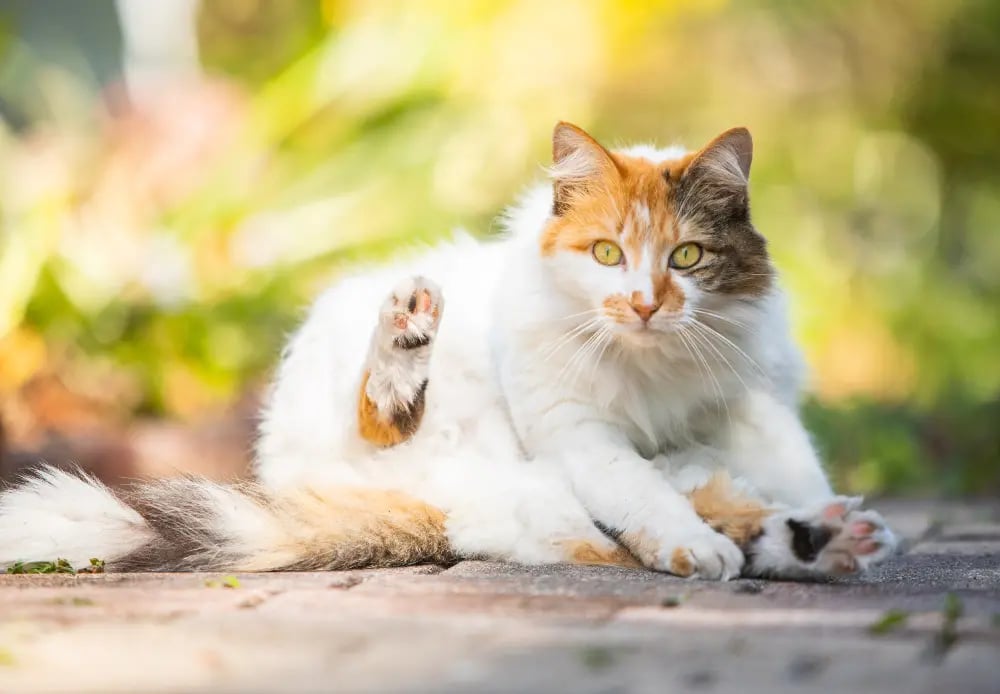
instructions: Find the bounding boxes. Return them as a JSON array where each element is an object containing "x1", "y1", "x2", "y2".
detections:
[{"x1": 604, "y1": 372, "x2": 723, "y2": 455}]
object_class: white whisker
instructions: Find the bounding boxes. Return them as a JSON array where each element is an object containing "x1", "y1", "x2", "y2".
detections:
[
  {"x1": 690, "y1": 307, "x2": 753, "y2": 333},
  {"x1": 587, "y1": 330, "x2": 615, "y2": 384},
  {"x1": 691, "y1": 318, "x2": 767, "y2": 379},
  {"x1": 553, "y1": 308, "x2": 603, "y2": 322},
  {"x1": 677, "y1": 325, "x2": 730, "y2": 428},
  {"x1": 688, "y1": 320, "x2": 751, "y2": 396},
  {"x1": 540, "y1": 317, "x2": 602, "y2": 361},
  {"x1": 557, "y1": 328, "x2": 605, "y2": 387}
]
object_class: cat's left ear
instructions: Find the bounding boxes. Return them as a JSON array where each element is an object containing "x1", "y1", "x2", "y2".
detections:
[{"x1": 682, "y1": 127, "x2": 753, "y2": 187}]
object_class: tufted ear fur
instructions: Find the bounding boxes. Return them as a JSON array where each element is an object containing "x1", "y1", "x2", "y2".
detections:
[
  {"x1": 673, "y1": 127, "x2": 755, "y2": 231},
  {"x1": 683, "y1": 127, "x2": 753, "y2": 189},
  {"x1": 550, "y1": 122, "x2": 620, "y2": 216}
]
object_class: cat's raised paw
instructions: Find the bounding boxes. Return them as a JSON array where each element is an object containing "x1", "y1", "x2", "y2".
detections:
[{"x1": 381, "y1": 276, "x2": 444, "y2": 350}]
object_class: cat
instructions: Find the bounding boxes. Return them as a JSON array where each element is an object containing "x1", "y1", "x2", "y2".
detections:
[{"x1": 0, "y1": 122, "x2": 897, "y2": 580}]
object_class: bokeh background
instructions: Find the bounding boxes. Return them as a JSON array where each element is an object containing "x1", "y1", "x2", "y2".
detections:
[{"x1": 0, "y1": 0, "x2": 996, "y2": 495}]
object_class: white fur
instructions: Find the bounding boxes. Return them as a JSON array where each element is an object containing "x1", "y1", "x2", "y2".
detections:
[
  {"x1": 252, "y1": 143, "x2": 836, "y2": 580},
  {"x1": 0, "y1": 469, "x2": 153, "y2": 568}
]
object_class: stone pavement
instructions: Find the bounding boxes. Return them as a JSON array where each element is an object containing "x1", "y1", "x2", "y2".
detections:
[{"x1": 0, "y1": 500, "x2": 997, "y2": 693}]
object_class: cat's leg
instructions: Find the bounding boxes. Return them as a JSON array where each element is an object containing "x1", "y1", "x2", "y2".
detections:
[
  {"x1": 676, "y1": 391, "x2": 902, "y2": 577},
  {"x1": 437, "y1": 463, "x2": 640, "y2": 568},
  {"x1": 357, "y1": 276, "x2": 443, "y2": 447},
  {"x1": 676, "y1": 470, "x2": 898, "y2": 579},
  {"x1": 509, "y1": 410, "x2": 745, "y2": 579},
  {"x1": 715, "y1": 390, "x2": 833, "y2": 506}
]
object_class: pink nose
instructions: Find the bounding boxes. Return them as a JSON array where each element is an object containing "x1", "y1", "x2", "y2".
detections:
[{"x1": 630, "y1": 302, "x2": 660, "y2": 322}]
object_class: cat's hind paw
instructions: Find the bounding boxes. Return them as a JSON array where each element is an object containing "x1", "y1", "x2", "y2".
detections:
[
  {"x1": 381, "y1": 276, "x2": 443, "y2": 351},
  {"x1": 748, "y1": 497, "x2": 898, "y2": 579},
  {"x1": 358, "y1": 276, "x2": 444, "y2": 447}
]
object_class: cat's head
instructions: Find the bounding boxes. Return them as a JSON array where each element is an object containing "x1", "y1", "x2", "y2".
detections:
[{"x1": 539, "y1": 122, "x2": 772, "y2": 343}]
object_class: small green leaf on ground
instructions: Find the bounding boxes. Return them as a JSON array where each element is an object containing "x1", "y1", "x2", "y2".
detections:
[
  {"x1": 53, "y1": 559, "x2": 74, "y2": 574},
  {"x1": 77, "y1": 558, "x2": 106, "y2": 574},
  {"x1": 580, "y1": 646, "x2": 615, "y2": 671},
  {"x1": 222, "y1": 576, "x2": 241, "y2": 589},
  {"x1": 869, "y1": 609, "x2": 909, "y2": 635},
  {"x1": 943, "y1": 592, "x2": 963, "y2": 622},
  {"x1": 5, "y1": 559, "x2": 76, "y2": 574}
]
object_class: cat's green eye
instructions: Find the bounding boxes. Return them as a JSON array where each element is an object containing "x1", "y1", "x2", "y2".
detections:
[
  {"x1": 669, "y1": 243, "x2": 703, "y2": 270},
  {"x1": 592, "y1": 240, "x2": 624, "y2": 266}
]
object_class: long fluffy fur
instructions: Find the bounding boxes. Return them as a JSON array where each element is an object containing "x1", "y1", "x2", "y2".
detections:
[
  {"x1": 0, "y1": 466, "x2": 894, "y2": 578},
  {"x1": 0, "y1": 468, "x2": 451, "y2": 572},
  {"x1": 0, "y1": 125, "x2": 898, "y2": 580}
]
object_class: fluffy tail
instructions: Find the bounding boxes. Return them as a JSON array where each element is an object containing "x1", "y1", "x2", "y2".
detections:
[{"x1": 0, "y1": 467, "x2": 452, "y2": 572}]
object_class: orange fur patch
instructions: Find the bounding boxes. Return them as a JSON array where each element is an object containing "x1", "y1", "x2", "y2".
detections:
[
  {"x1": 542, "y1": 130, "x2": 694, "y2": 322},
  {"x1": 601, "y1": 295, "x2": 633, "y2": 324},
  {"x1": 669, "y1": 547, "x2": 695, "y2": 577},
  {"x1": 652, "y1": 271, "x2": 684, "y2": 313},
  {"x1": 561, "y1": 540, "x2": 642, "y2": 568},
  {"x1": 619, "y1": 529, "x2": 661, "y2": 568},
  {"x1": 241, "y1": 486, "x2": 452, "y2": 571},
  {"x1": 357, "y1": 370, "x2": 410, "y2": 447},
  {"x1": 686, "y1": 473, "x2": 772, "y2": 549},
  {"x1": 541, "y1": 149, "x2": 684, "y2": 259}
]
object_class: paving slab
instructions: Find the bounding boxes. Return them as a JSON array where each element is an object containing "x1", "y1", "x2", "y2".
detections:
[{"x1": 0, "y1": 500, "x2": 997, "y2": 693}]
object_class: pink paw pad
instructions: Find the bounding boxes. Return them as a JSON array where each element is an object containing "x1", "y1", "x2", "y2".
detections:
[
  {"x1": 855, "y1": 538, "x2": 881, "y2": 555},
  {"x1": 383, "y1": 277, "x2": 444, "y2": 350},
  {"x1": 850, "y1": 520, "x2": 877, "y2": 537},
  {"x1": 786, "y1": 498, "x2": 897, "y2": 577}
]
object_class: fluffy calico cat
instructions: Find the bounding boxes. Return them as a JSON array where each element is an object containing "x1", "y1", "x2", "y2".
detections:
[{"x1": 0, "y1": 123, "x2": 897, "y2": 580}]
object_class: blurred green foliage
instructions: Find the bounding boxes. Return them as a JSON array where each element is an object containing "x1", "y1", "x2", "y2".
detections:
[{"x1": 0, "y1": 0, "x2": 996, "y2": 494}]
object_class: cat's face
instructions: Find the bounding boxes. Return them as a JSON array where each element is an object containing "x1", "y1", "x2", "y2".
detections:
[{"x1": 539, "y1": 123, "x2": 772, "y2": 344}]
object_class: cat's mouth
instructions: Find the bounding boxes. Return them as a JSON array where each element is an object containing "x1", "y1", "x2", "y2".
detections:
[
  {"x1": 614, "y1": 314, "x2": 686, "y2": 336},
  {"x1": 615, "y1": 321, "x2": 671, "y2": 345}
]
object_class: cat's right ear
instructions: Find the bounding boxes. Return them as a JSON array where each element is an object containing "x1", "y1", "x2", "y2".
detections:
[{"x1": 550, "y1": 122, "x2": 618, "y2": 216}]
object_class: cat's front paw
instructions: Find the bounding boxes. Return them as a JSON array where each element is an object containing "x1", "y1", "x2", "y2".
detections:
[
  {"x1": 626, "y1": 524, "x2": 744, "y2": 580},
  {"x1": 664, "y1": 527, "x2": 745, "y2": 580}
]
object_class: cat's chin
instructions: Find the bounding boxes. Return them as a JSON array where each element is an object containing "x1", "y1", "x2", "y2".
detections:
[{"x1": 616, "y1": 325, "x2": 670, "y2": 348}]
